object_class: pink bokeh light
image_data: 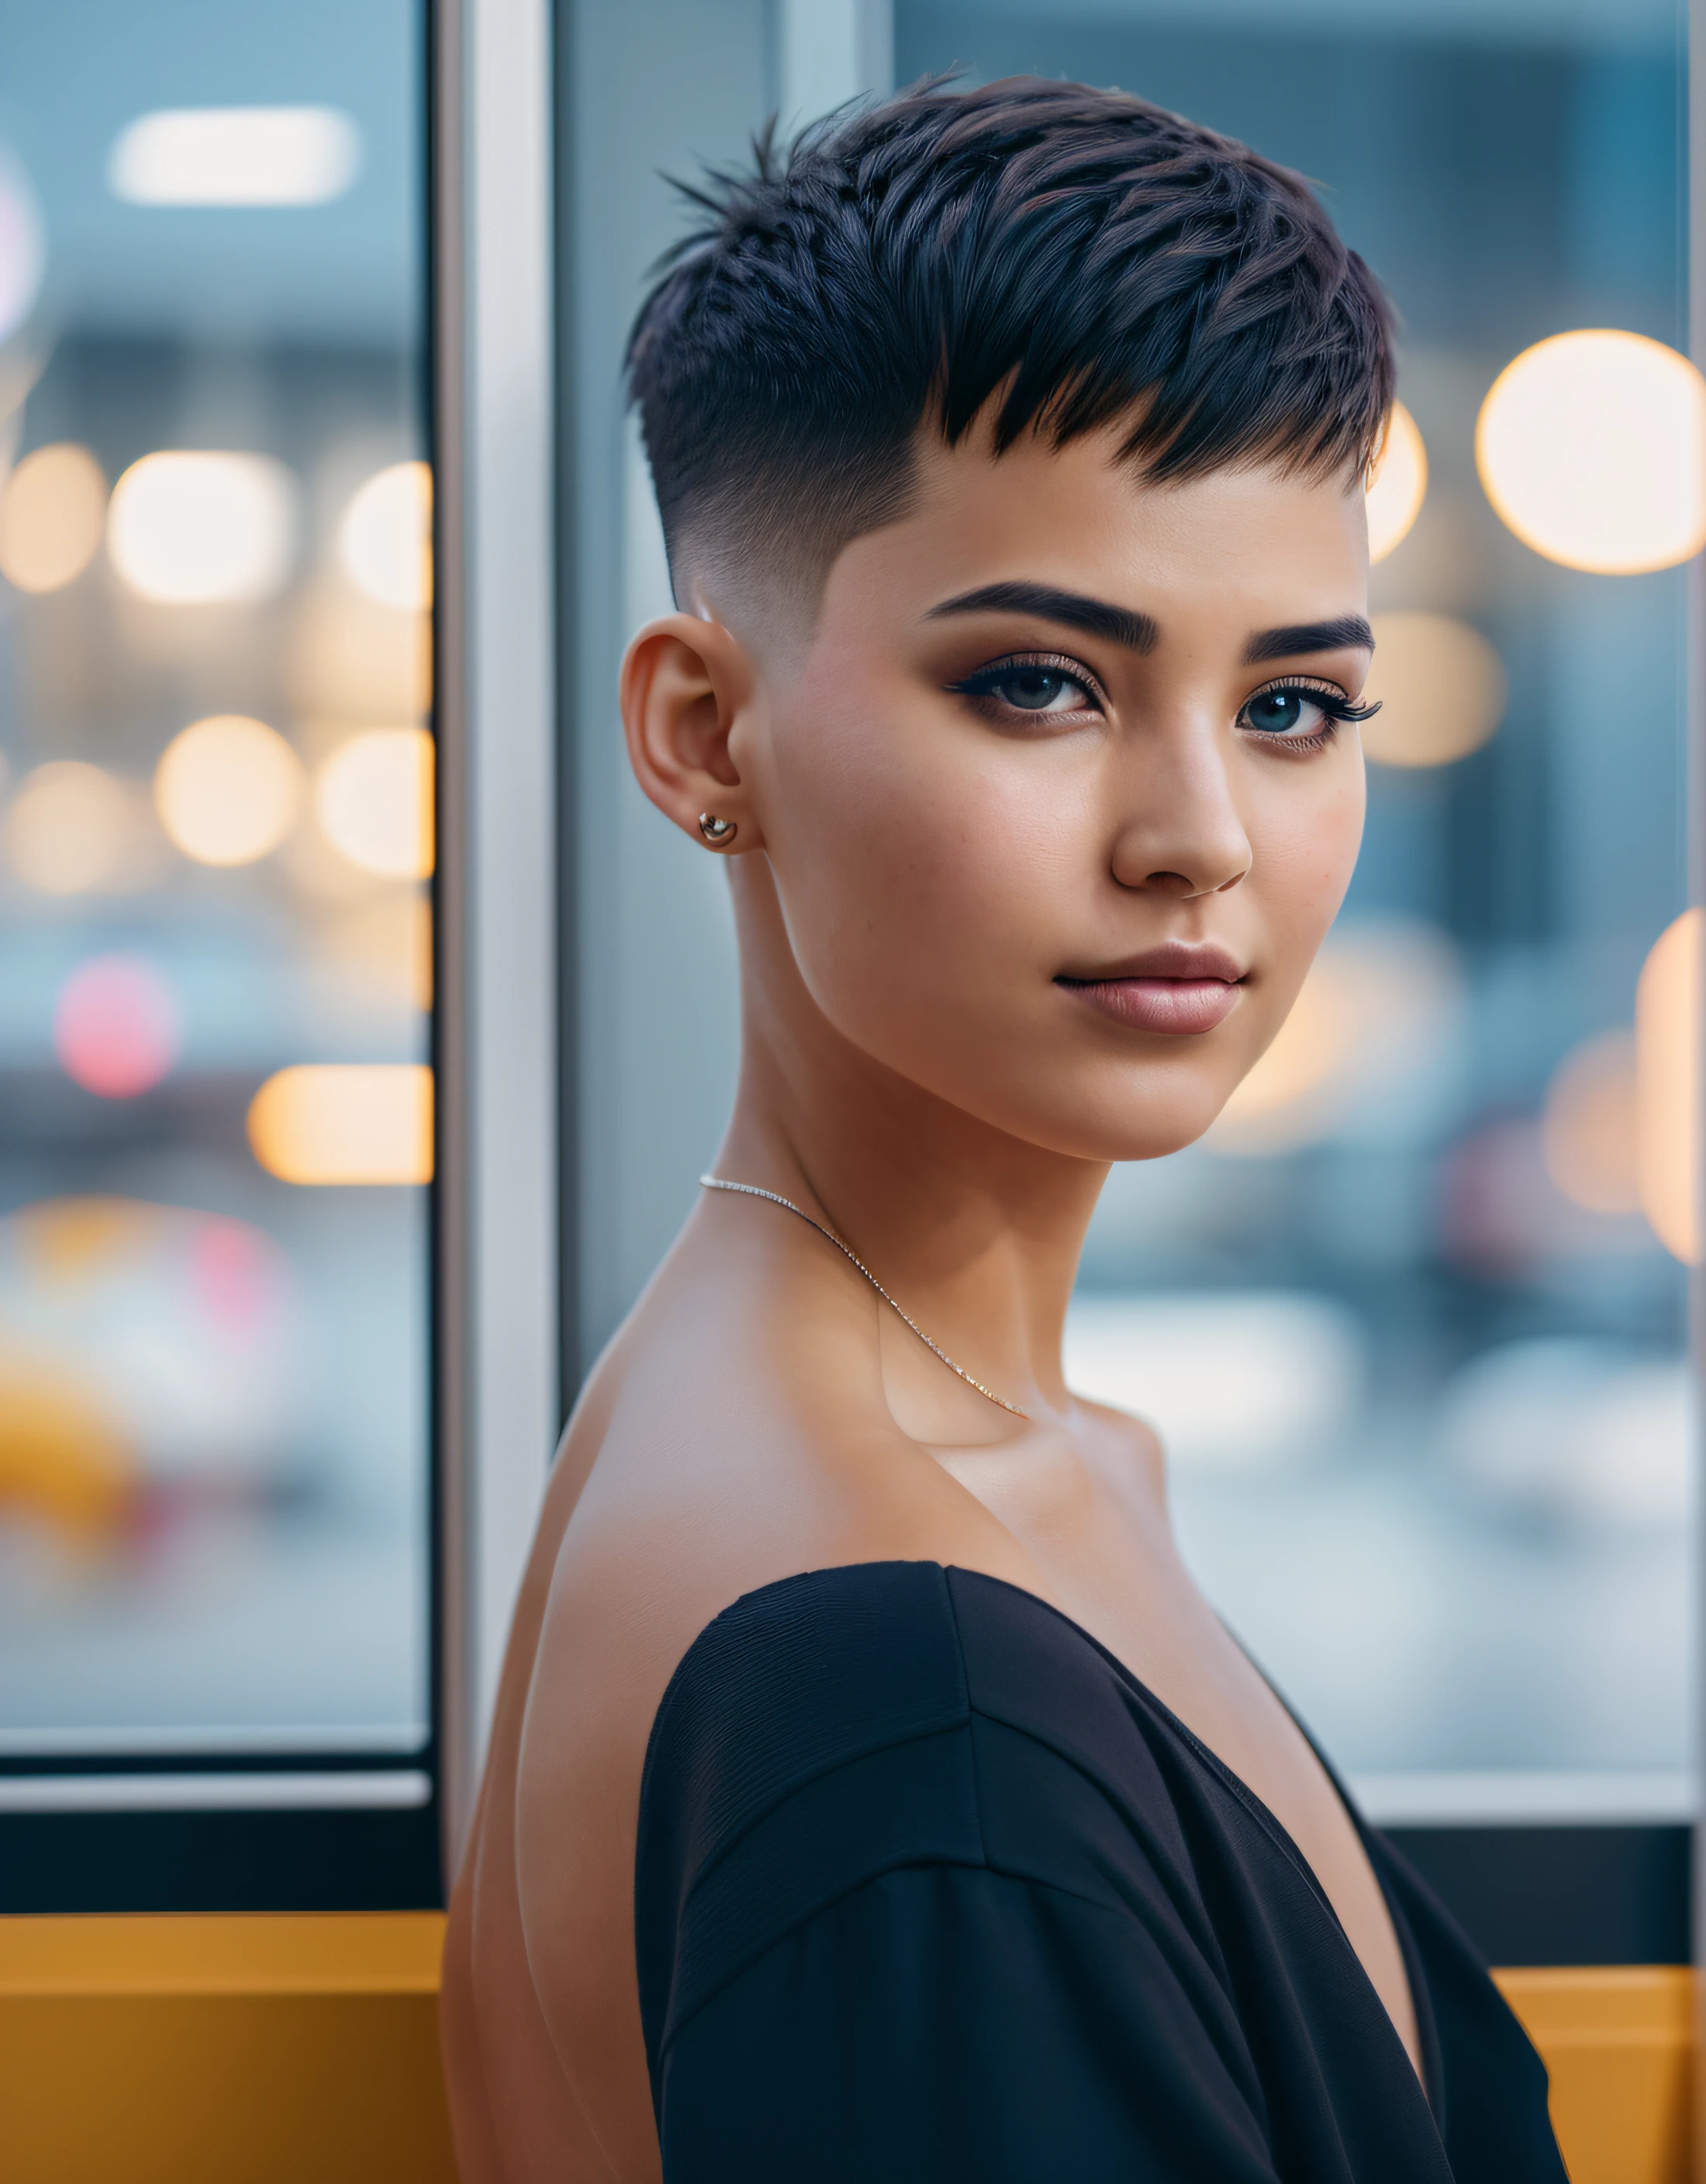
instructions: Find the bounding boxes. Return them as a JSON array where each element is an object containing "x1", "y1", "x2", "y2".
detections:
[
  {"x1": 189, "y1": 1215, "x2": 276, "y2": 1335},
  {"x1": 54, "y1": 952, "x2": 181, "y2": 1098}
]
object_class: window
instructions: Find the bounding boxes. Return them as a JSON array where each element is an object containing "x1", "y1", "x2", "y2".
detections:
[
  {"x1": 561, "y1": 0, "x2": 1697, "y2": 1961},
  {"x1": 902, "y1": 0, "x2": 1693, "y2": 1817},
  {"x1": 0, "y1": 0, "x2": 437, "y2": 1909}
]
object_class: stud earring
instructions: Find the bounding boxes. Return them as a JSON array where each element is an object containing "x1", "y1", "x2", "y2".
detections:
[{"x1": 698, "y1": 813, "x2": 737, "y2": 847}]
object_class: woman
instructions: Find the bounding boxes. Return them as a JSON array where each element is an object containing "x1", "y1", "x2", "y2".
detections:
[{"x1": 444, "y1": 78, "x2": 1567, "y2": 2182}]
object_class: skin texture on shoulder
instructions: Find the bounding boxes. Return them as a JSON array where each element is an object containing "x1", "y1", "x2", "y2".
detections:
[{"x1": 440, "y1": 418, "x2": 1396, "y2": 2183}]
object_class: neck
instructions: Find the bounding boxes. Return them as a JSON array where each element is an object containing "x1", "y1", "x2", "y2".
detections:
[{"x1": 712, "y1": 869, "x2": 1108, "y2": 1418}]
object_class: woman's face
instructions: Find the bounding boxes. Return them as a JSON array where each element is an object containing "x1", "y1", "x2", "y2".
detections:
[{"x1": 666, "y1": 425, "x2": 1370, "y2": 1163}]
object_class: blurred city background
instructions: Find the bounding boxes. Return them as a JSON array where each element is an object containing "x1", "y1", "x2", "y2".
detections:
[
  {"x1": 0, "y1": 0, "x2": 431, "y2": 1757},
  {"x1": 927, "y1": 0, "x2": 1697, "y2": 1809},
  {"x1": 577, "y1": 0, "x2": 1699, "y2": 1820},
  {"x1": 1, "y1": 0, "x2": 1697, "y2": 1823}
]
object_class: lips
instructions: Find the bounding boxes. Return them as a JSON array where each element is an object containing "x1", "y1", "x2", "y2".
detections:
[{"x1": 1056, "y1": 943, "x2": 1246, "y2": 1038}]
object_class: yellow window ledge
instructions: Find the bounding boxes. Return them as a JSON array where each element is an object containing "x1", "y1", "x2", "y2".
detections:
[
  {"x1": 1495, "y1": 1967, "x2": 1694, "y2": 2184},
  {"x1": 0, "y1": 1916, "x2": 1694, "y2": 2184},
  {"x1": 1, "y1": 1913, "x2": 458, "y2": 2184}
]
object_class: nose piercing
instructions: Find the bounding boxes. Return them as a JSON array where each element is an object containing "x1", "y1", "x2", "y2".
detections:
[{"x1": 698, "y1": 813, "x2": 737, "y2": 846}]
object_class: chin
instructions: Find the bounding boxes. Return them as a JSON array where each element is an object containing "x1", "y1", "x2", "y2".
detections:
[
  {"x1": 1072, "y1": 1101, "x2": 1230, "y2": 1166},
  {"x1": 938, "y1": 1063, "x2": 1241, "y2": 1166},
  {"x1": 1071, "y1": 1046, "x2": 1274, "y2": 1163}
]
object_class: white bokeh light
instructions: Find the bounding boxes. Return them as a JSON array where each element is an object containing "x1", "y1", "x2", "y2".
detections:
[
  {"x1": 1365, "y1": 401, "x2": 1427, "y2": 563},
  {"x1": 339, "y1": 461, "x2": 433, "y2": 611},
  {"x1": 315, "y1": 727, "x2": 435, "y2": 879},
  {"x1": 154, "y1": 715, "x2": 304, "y2": 867},
  {"x1": 108, "y1": 451, "x2": 298, "y2": 605},
  {"x1": 1065, "y1": 1293, "x2": 1366, "y2": 1474},
  {"x1": 109, "y1": 106, "x2": 361, "y2": 208},
  {"x1": 1476, "y1": 330, "x2": 1706, "y2": 574}
]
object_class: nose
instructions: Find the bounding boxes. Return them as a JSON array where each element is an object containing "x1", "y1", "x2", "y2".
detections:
[{"x1": 1107, "y1": 729, "x2": 1252, "y2": 899}]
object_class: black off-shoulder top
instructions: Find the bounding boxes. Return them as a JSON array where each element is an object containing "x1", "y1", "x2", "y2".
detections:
[{"x1": 635, "y1": 1560, "x2": 1567, "y2": 2182}]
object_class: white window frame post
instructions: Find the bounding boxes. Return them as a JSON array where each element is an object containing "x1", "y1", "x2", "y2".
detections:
[{"x1": 435, "y1": 0, "x2": 559, "y2": 1872}]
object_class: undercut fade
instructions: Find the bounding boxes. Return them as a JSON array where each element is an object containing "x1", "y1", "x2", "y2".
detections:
[{"x1": 627, "y1": 75, "x2": 1395, "y2": 619}]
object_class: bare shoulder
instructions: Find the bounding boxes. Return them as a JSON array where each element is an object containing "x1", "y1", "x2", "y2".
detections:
[
  {"x1": 495, "y1": 1306, "x2": 1032, "y2": 2167},
  {"x1": 527, "y1": 1242, "x2": 1041, "y2": 1753},
  {"x1": 1072, "y1": 1389, "x2": 1170, "y2": 1495},
  {"x1": 511, "y1": 1276, "x2": 1034, "y2": 1896},
  {"x1": 518, "y1": 1352, "x2": 1034, "y2": 1819}
]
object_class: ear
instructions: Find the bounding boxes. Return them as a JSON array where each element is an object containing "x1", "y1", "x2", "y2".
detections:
[{"x1": 620, "y1": 613, "x2": 765, "y2": 853}]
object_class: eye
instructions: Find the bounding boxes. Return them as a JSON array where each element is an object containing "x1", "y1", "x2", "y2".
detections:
[
  {"x1": 1237, "y1": 678, "x2": 1378, "y2": 745},
  {"x1": 951, "y1": 653, "x2": 1103, "y2": 721},
  {"x1": 1242, "y1": 686, "x2": 1329, "y2": 737},
  {"x1": 995, "y1": 664, "x2": 1084, "y2": 712}
]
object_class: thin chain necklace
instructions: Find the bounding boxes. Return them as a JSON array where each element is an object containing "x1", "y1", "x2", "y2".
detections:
[{"x1": 699, "y1": 1175, "x2": 1029, "y2": 1419}]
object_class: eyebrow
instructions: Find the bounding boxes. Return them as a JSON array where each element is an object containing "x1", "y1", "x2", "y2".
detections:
[
  {"x1": 1243, "y1": 617, "x2": 1374, "y2": 663},
  {"x1": 924, "y1": 582, "x2": 1159, "y2": 656}
]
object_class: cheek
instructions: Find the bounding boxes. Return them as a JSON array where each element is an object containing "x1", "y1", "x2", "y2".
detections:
[
  {"x1": 1250, "y1": 759, "x2": 1366, "y2": 977},
  {"x1": 771, "y1": 691, "x2": 1077, "y2": 983}
]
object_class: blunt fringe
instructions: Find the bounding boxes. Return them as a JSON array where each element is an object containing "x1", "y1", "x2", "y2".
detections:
[{"x1": 627, "y1": 76, "x2": 1395, "y2": 604}]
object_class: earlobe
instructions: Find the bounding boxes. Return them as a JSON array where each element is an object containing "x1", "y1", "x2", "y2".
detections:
[{"x1": 620, "y1": 613, "x2": 764, "y2": 852}]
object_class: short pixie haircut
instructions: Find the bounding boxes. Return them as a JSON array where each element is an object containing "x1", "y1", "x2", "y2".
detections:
[{"x1": 628, "y1": 76, "x2": 1394, "y2": 617}]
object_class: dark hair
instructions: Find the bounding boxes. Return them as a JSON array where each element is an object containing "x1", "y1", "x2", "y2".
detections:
[{"x1": 627, "y1": 75, "x2": 1394, "y2": 611}]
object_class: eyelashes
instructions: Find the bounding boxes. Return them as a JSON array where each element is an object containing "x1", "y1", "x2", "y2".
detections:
[
  {"x1": 1237, "y1": 676, "x2": 1381, "y2": 752},
  {"x1": 947, "y1": 651, "x2": 1105, "y2": 720},
  {"x1": 1249, "y1": 680, "x2": 1382, "y2": 725}
]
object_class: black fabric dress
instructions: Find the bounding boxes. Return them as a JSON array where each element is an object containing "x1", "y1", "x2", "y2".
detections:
[{"x1": 635, "y1": 1560, "x2": 1568, "y2": 2182}]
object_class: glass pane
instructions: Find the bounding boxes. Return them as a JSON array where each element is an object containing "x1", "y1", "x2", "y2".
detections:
[
  {"x1": 566, "y1": 0, "x2": 1694, "y2": 1830},
  {"x1": 895, "y1": 0, "x2": 1692, "y2": 1813},
  {"x1": 0, "y1": 3, "x2": 431, "y2": 1766}
]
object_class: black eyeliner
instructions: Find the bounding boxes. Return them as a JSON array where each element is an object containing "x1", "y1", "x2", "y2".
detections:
[
  {"x1": 946, "y1": 650, "x2": 1107, "y2": 707},
  {"x1": 1243, "y1": 678, "x2": 1382, "y2": 727}
]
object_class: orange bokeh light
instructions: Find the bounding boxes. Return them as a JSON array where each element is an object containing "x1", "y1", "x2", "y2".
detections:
[{"x1": 247, "y1": 1063, "x2": 433, "y2": 1185}]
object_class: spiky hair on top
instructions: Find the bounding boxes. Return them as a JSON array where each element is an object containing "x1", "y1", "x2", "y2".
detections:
[{"x1": 627, "y1": 75, "x2": 1394, "y2": 614}]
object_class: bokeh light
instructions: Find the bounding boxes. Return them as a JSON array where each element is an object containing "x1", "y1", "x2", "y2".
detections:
[
  {"x1": 315, "y1": 727, "x2": 435, "y2": 878},
  {"x1": 247, "y1": 1063, "x2": 433, "y2": 1184},
  {"x1": 1365, "y1": 400, "x2": 1427, "y2": 564},
  {"x1": 290, "y1": 590, "x2": 432, "y2": 719},
  {"x1": 1065, "y1": 1291, "x2": 1364, "y2": 1474},
  {"x1": 1476, "y1": 330, "x2": 1706, "y2": 574},
  {"x1": 1542, "y1": 1030, "x2": 1639, "y2": 1216},
  {"x1": 0, "y1": 444, "x2": 108, "y2": 593},
  {"x1": 0, "y1": 1355, "x2": 132, "y2": 1539},
  {"x1": 108, "y1": 451, "x2": 297, "y2": 604},
  {"x1": 1219, "y1": 973, "x2": 1349, "y2": 1127},
  {"x1": 4, "y1": 762, "x2": 134, "y2": 893},
  {"x1": 339, "y1": 460, "x2": 432, "y2": 611},
  {"x1": 108, "y1": 106, "x2": 361, "y2": 207},
  {"x1": 0, "y1": 143, "x2": 45, "y2": 344},
  {"x1": 1214, "y1": 921, "x2": 1463, "y2": 1156},
  {"x1": 154, "y1": 714, "x2": 303, "y2": 866},
  {"x1": 53, "y1": 953, "x2": 180, "y2": 1097},
  {"x1": 1359, "y1": 612, "x2": 1506, "y2": 769},
  {"x1": 0, "y1": 1197, "x2": 299, "y2": 1533},
  {"x1": 323, "y1": 895, "x2": 433, "y2": 1012},
  {"x1": 1442, "y1": 1339, "x2": 1691, "y2": 1531},
  {"x1": 1635, "y1": 908, "x2": 1701, "y2": 1265}
]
